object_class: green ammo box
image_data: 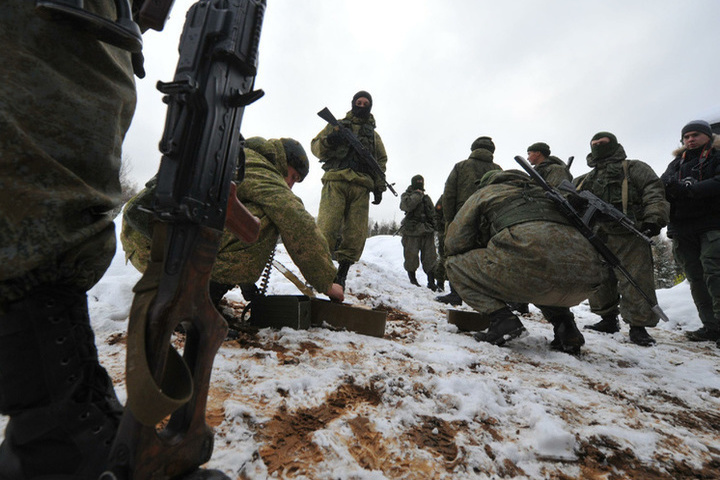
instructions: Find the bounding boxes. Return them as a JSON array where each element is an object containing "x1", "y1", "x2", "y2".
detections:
[
  {"x1": 447, "y1": 309, "x2": 491, "y2": 332},
  {"x1": 249, "y1": 295, "x2": 312, "y2": 330}
]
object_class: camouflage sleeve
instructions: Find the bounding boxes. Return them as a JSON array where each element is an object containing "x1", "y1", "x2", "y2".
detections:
[
  {"x1": 445, "y1": 190, "x2": 488, "y2": 256},
  {"x1": 372, "y1": 132, "x2": 388, "y2": 191},
  {"x1": 243, "y1": 164, "x2": 337, "y2": 293},
  {"x1": 631, "y1": 161, "x2": 670, "y2": 227},
  {"x1": 400, "y1": 190, "x2": 422, "y2": 212},
  {"x1": 541, "y1": 164, "x2": 573, "y2": 188},
  {"x1": 443, "y1": 167, "x2": 459, "y2": 225},
  {"x1": 310, "y1": 123, "x2": 336, "y2": 161}
]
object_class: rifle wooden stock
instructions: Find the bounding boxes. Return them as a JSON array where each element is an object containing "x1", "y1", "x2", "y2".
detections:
[{"x1": 226, "y1": 182, "x2": 260, "y2": 243}]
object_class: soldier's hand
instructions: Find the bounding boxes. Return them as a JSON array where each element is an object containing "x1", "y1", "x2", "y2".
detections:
[
  {"x1": 372, "y1": 189, "x2": 383, "y2": 205},
  {"x1": 641, "y1": 222, "x2": 662, "y2": 237},
  {"x1": 326, "y1": 129, "x2": 343, "y2": 147},
  {"x1": 326, "y1": 283, "x2": 345, "y2": 303}
]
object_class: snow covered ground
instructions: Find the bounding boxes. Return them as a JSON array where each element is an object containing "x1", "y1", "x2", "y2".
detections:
[{"x1": 2, "y1": 229, "x2": 719, "y2": 479}]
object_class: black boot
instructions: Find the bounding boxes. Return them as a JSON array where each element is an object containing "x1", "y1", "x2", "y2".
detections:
[
  {"x1": 474, "y1": 307, "x2": 526, "y2": 346},
  {"x1": 629, "y1": 326, "x2": 656, "y2": 346},
  {"x1": 426, "y1": 273, "x2": 437, "y2": 291},
  {"x1": 335, "y1": 261, "x2": 353, "y2": 289},
  {"x1": 435, "y1": 279, "x2": 445, "y2": 292},
  {"x1": 0, "y1": 286, "x2": 122, "y2": 479},
  {"x1": 508, "y1": 303, "x2": 529, "y2": 315},
  {"x1": 584, "y1": 315, "x2": 620, "y2": 333},
  {"x1": 435, "y1": 284, "x2": 462, "y2": 306},
  {"x1": 549, "y1": 316, "x2": 585, "y2": 354},
  {"x1": 407, "y1": 271, "x2": 420, "y2": 287},
  {"x1": 685, "y1": 326, "x2": 720, "y2": 342}
]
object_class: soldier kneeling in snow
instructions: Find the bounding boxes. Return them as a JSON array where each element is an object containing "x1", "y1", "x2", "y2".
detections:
[{"x1": 444, "y1": 170, "x2": 609, "y2": 353}]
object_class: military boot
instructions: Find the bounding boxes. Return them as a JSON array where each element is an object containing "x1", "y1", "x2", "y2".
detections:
[
  {"x1": 549, "y1": 316, "x2": 585, "y2": 354},
  {"x1": 0, "y1": 286, "x2": 122, "y2": 480},
  {"x1": 629, "y1": 326, "x2": 656, "y2": 347},
  {"x1": 335, "y1": 261, "x2": 353, "y2": 289},
  {"x1": 407, "y1": 271, "x2": 420, "y2": 287},
  {"x1": 435, "y1": 279, "x2": 445, "y2": 292},
  {"x1": 473, "y1": 307, "x2": 526, "y2": 346},
  {"x1": 435, "y1": 284, "x2": 462, "y2": 306},
  {"x1": 426, "y1": 273, "x2": 437, "y2": 291},
  {"x1": 584, "y1": 315, "x2": 620, "y2": 334},
  {"x1": 685, "y1": 326, "x2": 720, "y2": 342}
]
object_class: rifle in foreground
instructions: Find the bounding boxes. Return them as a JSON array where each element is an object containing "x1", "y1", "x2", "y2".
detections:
[
  {"x1": 567, "y1": 155, "x2": 575, "y2": 170},
  {"x1": 102, "y1": 1, "x2": 265, "y2": 479},
  {"x1": 317, "y1": 107, "x2": 398, "y2": 197},
  {"x1": 514, "y1": 155, "x2": 669, "y2": 322}
]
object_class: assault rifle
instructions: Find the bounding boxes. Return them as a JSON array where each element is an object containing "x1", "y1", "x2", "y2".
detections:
[
  {"x1": 514, "y1": 155, "x2": 669, "y2": 322},
  {"x1": 316, "y1": 107, "x2": 398, "y2": 197},
  {"x1": 556, "y1": 180, "x2": 655, "y2": 245},
  {"x1": 102, "y1": 1, "x2": 265, "y2": 479}
]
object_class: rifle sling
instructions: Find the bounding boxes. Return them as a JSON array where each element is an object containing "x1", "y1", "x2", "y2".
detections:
[{"x1": 126, "y1": 254, "x2": 193, "y2": 427}]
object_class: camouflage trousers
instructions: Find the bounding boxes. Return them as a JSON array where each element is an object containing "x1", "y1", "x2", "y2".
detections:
[
  {"x1": 588, "y1": 233, "x2": 660, "y2": 327},
  {"x1": 671, "y1": 229, "x2": 720, "y2": 330},
  {"x1": 446, "y1": 222, "x2": 606, "y2": 314},
  {"x1": 401, "y1": 234, "x2": 437, "y2": 275},
  {"x1": 0, "y1": 1, "x2": 136, "y2": 309},
  {"x1": 434, "y1": 231, "x2": 447, "y2": 284},
  {"x1": 317, "y1": 180, "x2": 370, "y2": 263}
]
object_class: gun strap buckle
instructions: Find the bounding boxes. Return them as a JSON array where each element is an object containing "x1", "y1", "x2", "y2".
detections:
[{"x1": 35, "y1": 0, "x2": 142, "y2": 53}]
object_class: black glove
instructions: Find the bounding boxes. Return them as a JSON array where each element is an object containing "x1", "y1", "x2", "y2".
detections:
[
  {"x1": 326, "y1": 130, "x2": 344, "y2": 147},
  {"x1": 372, "y1": 189, "x2": 383, "y2": 205},
  {"x1": 641, "y1": 222, "x2": 662, "y2": 237}
]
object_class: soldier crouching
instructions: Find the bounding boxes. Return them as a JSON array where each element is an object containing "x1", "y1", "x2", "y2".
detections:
[{"x1": 444, "y1": 170, "x2": 609, "y2": 353}]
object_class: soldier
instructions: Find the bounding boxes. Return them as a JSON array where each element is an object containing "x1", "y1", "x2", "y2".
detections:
[
  {"x1": 437, "y1": 136, "x2": 502, "y2": 305},
  {"x1": 510, "y1": 142, "x2": 574, "y2": 315},
  {"x1": 574, "y1": 132, "x2": 669, "y2": 346},
  {"x1": 527, "y1": 142, "x2": 572, "y2": 187},
  {"x1": 444, "y1": 170, "x2": 607, "y2": 353},
  {"x1": 0, "y1": 1, "x2": 137, "y2": 477},
  {"x1": 661, "y1": 120, "x2": 720, "y2": 344},
  {"x1": 433, "y1": 195, "x2": 447, "y2": 292},
  {"x1": 399, "y1": 175, "x2": 438, "y2": 290},
  {"x1": 122, "y1": 137, "x2": 345, "y2": 305},
  {"x1": 311, "y1": 91, "x2": 388, "y2": 288}
]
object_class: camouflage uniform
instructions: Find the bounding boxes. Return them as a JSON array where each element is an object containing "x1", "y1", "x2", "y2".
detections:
[
  {"x1": 312, "y1": 110, "x2": 387, "y2": 264},
  {"x1": 122, "y1": 138, "x2": 337, "y2": 294},
  {"x1": 0, "y1": 0, "x2": 136, "y2": 306},
  {"x1": 535, "y1": 156, "x2": 572, "y2": 187},
  {"x1": 0, "y1": 1, "x2": 135, "y2": 477},
  {"x1": 442, "y1": 141, "x2": 502, "y2": 228},
  {"x1": 399, "y1": 182, "x2": 437, "y2": 278},
  {"x1": 445, "y1": 171, "x2": 606, "y2": 314},
  {"x1": 433, "y1": 196, "x2": 447, "y2": 288},
  {"x1": 574, "y1": 142, "x2": 669, "y2": 327}
]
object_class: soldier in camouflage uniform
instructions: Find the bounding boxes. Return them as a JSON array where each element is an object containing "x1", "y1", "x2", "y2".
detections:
[
  {"x1": 0, "y1": 1, "x2": 136, "y2": 477},
  {"x1": 527, "y1": 142, "x2": 573, "y2": 187},
  {"x1": 574, "y1": 132, "x2": 669, "y2": 346},
  {"x1": 399, "y1": 175, "x2": 438, "y2": 290},
  {"x1": 445, "y1": 170, "x2": 607, "y2": 352},
  {"x1": 433, "y1": 195, "x2": 447, "y2": 292},
  {"x1": 437, "y1": 136, "x2": 502, "y2": 305},
  {"x1": 311, "y1": 91, "x2": 388, "y2": 289},
  {"x1": 122, "y1": 137, "x2": 344, "y2": 305}
]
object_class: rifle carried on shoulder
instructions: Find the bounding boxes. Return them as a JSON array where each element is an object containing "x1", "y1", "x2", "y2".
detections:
[
  {"x1": 102, "y1": 1, "x2": 265, "y2": 479},
  {"x1": 514, "y1": 155, "x2": 669, "y2": 323},
  {"x1": 316, "y1": 107, "x2": 398, "y2": 197}
]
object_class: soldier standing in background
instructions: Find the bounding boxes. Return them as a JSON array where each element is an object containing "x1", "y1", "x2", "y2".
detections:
[
  {"x1": 122, "y1": 137, "x2": 344, "y2": 305},
  {"x1": 661, "y1": 120, "x2": 720, "y2": 345},
  {"x1": 437, "y1": 136, "x2": 502, "y2": 305},
  {"x1": 445, "y1": 170, "x2": 606, "y2": 353},
  {"x1": 574, "y1": 132, "x2": 669, "y2": 346},
  {"x1": 0, "y1": 1, "x2": 137, "y2": 476},
  {"x1": 527, "y1": 142, "x2": 572, "y2": 187},
  {"x1": 433, "y1": 195, "x2": 447, "y2": 292},
  {"x1": 311, "y1": 91, "x2": 388, "y2": 288},
  {"x1": 399, "y1": 175, "x2": 438, "y2": 290}
]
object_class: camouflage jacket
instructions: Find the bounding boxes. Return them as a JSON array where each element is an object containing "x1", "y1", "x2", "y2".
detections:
[
  {"x1": 574, "y1": 145, "x2": 669, "y2": 235},
  {"x1": 311, "y1": 111, "x2": 388, "y2": 192},
  {"x1": 442, "y1": 148, "x2": 502, "y2": 225},
  {"x1": 399, "y1": 187, "x2": 436, "y2": 236},
  {"x1": 122, "y1": 139, "x2": 337, "y2": 293},
  {"x1": 535, "y1": 155, "x2": 572, "y2": 187},
  {"x1": 445, "y1": 171, "x2": 570, "y2": 256}
]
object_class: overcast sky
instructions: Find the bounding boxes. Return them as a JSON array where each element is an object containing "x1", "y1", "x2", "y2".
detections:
[{"x1": 122, "y1": 0, "x2": 720, "y2": 224}]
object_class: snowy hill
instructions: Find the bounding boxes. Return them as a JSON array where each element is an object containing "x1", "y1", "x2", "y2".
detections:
[{"x1": 3, "y1": 232, "x2": 720, "y2": 479}]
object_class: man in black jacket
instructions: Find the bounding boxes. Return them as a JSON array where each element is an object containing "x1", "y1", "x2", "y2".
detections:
[{"x1": 661, "y1": 120, "x2": 720, "y2": 345}]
